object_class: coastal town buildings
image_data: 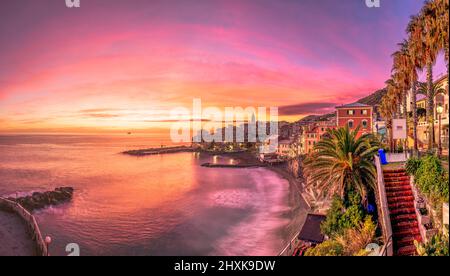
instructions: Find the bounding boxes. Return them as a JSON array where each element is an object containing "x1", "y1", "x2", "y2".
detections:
[
  {"x1": 406, "y1": 74, "x2": 449, "y2": 152},
  {"x1": 277, "y1": 138, "x2": 295, "y2": 157},
  {"x1": 303, "y1": 120, "x2": 336, "y2": 153},
  {"x1": 336, "y1": 103, "x2": 373, "y2": 138}
]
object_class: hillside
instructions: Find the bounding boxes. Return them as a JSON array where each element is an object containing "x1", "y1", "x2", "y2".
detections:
[
  {"x1": 357, "y1": 88, "x2": 387, "y2": 106},
  {"x1": 295, "y1": 87, "x2": 386, "y2": 125}
]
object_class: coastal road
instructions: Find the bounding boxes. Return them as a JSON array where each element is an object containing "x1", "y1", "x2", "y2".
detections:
[{"x1": 0, "y1": 210, "x2": 34, "y2": 256}]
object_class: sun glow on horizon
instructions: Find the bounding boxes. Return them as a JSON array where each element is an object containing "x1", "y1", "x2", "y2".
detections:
[{"x1": 0, "y1": 0, "x2": 446, "y2": 134}]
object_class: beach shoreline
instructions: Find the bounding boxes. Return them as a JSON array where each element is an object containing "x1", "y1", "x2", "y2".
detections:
[{"x1": 208, "y1": 150, "x2": 310, "y2": 255}]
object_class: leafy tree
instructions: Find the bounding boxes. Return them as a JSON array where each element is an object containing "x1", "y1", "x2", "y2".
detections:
[
  {"x1": 320, "y1": 193, "x2": 365, "y2": 237},
  {"x1": 304, "y1": 240, "x2": 344, "y2": 256},
  {"x1": 335, "y1": 217, "x2": 377, "y2": 256},
  {"x1": 307, "y1": 217, "x2": 377, "y2": 256}
]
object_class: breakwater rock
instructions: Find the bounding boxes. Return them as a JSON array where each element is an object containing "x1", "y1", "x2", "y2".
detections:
[
  {"x1": 7, "y1": 187, "x2": 74, "y2": 212},
  {"x1": 201, "y1": 163, "x2": 266, "y2": 168},
  {"x1": 123, "y1": 146, "x2": 195, "y2": 156}
]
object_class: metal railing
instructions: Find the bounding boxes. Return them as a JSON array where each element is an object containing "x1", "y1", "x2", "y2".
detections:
[
  {"x1": 0, "y1": 197, "x2": 48, "y2": 256},
  {"x1": 278, "y1": 230, "x2": 301, "y2": 256},
  {"x1": 374, "y1": 155, "x2": 394, "y2": 256},
  {"x1": 379, "y1": 235, "x2": 393, "y2": 256}
]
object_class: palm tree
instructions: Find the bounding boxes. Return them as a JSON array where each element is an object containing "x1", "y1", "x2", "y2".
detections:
[
  {"x1": 303, "y1": 126, "x2": 380, "y2": 201},
  {"x1": 392, "y1": 42, "x2": 411, "y2": 119},
  {"x1": 381, "y1": 78, "x2": 403, "y2": 151},
  {"x1": 392, "y1": 41, "x2": 413, "y2": 153},
  {"x1": 385, "y1": 78, "x2": 403, "y2": 116},
  {"x1": 420, "y1": 1, "x2": 441, "y2": 150},
  {"x1": 433, "y1": 0, "x2": 449, "y2": 92},
  {"x1": 380, "y1": 80, "x2": 399, "y2": 151},
  {"x1": 416, "y1": 81, "x2": 447, "y2": 99},
  {"x1": 380, "y1": 95, "x2": 395, "y2": 150},
  {"x1": 407, "y1": 15, "x2": 425, "y2": 154}
]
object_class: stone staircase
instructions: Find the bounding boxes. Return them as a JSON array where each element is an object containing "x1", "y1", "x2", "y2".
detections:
[{"x1": 383, "y1": 169, "x2": 421, "y2": 256}]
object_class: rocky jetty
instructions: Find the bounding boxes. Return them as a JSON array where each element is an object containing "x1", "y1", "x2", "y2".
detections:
[
  {"x1": 123, "y1": 146, "x2": 195, "y2": 156},
  {"x1": 201, "y1": 163, "x2": 266, "y2": 168},
  {"x1": 8, "y1": 187, "x2": 74, "y2": 212}
]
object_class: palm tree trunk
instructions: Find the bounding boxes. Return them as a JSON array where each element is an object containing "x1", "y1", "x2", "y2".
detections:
[
  {"x1": 446, "y1": 44, "x2": 449, "y2": 95},
  {"x1": 411, "y1": 80, "x2": 418, "y2": 154},
  {"x1": 426, "y1": 61, "x2": 434, "y2": 151},
  {"x1": 402, "y1": 90, "x2": 408, "y2": 152},
  {"x1": 386, "y1": 117, "x2": 393, "y2": 152},
  {"x1": 402, "y1": 91, "x2": 408, "y2": 118}
]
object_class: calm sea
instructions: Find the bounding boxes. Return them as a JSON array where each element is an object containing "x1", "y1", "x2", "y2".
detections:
[{"x1": 0, "y1": 134, "x2": 305, "y2": 256}]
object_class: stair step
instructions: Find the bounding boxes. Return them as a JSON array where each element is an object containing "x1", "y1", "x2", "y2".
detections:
[
  {"x1": 384, "y1": 173, "x2": 408, "y2": 178},
  {"x1": 388, "y1": 202, "x2": 415, "y2": 210},
  {"x1": 385, "y1": 177, "x2": 409, "y2": 181},
  {"x1": 393, "y1": 228, "x2": 421, "y2": 238},
  {"x1": 386, "y1": 191, "x2": 413, "y2": 198},
  {"x1": 384, "y1": 169, "x2": 407, "y2": 173},
  {"x1": 392, "y1": 220, "x2": 419, "y2": 230},
  {"x1": 387, "y1": 196, "x2": 415, "y2": 203},
  {"x1": 385, "y1": 185, "x2": 411, "y2": 191},
  {"x1": 396, "y1": 236, "x2": 422, "y2": 248},
  {"x1": 385, "y1": 180, "x2": 410, "y2": 185},
  {"x1": 389, "y1": 207, "x2": 416, "y2": 215},
  {"x1": 391, "y1": 213, "x2": 418, "y2": 222},
  {"x1": 384, "y1": 178, "x2": 409, "y2": 182},
  {"x1": 396, "y1": 245, "x2": 417, "y2": 256}
]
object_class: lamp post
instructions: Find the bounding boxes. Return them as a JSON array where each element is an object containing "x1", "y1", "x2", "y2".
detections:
[
  {"x1": 44, "y1": 236, "x2": 52, "y2": 256},
  {"x1": 437, "y1": 105, "x2": 444, "y2": 157}
]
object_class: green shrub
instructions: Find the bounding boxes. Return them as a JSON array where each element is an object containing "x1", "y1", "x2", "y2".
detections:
[
  {"x1": 415, "y1": 155, "x2": 449, "y2": 203},
  {"x1": 435, "y1": 173, "x2": 449, "y2": 203},
  {"x1": 415, "y1": 233, "x2": 449, "y2": 256},
  {"x1": 320, "y1": 192, "x2": 365, "y2": 237},
  {"x1": 406, "y1": 157, "x2": 422, "y2": 177},
  {"x1": 308, "y1": 217, "x2": 377, "y2": 256},
  {"x1": 304, "y1": 240, "x2": 344, "y2": 256}
]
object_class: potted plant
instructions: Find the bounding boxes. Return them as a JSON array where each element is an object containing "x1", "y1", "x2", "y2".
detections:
[
  {"x1": 424, "y1": 223, "x2": 439, "y2": 240},
  {"x1": 418, "y1": 207, "x2": 431, "y2": 225},
  {"x1": 416, "y1": 197, "x2": 426, "y2": 210}
]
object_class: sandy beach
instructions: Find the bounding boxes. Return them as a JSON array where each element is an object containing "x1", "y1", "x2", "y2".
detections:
[{"x1": 208, "y1": 151, "x2": 311, "y2": 254}]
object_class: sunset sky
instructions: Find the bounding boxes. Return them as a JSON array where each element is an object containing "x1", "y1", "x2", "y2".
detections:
[{"x1": 0, "y1": 0, "x2": 447, "y2": 133}]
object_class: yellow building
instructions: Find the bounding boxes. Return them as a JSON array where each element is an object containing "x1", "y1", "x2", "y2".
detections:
[{"x1": 407, "y1": 74, "x2": 448, "y2": 151}]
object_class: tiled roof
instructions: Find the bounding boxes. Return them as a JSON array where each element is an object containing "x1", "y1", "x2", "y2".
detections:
[
  {"x1": 298, "y1": 214, "x2": 326, "y2": 244},
  {"x1": 336, "y1": 102, "x2": 371, "y2": 108}
]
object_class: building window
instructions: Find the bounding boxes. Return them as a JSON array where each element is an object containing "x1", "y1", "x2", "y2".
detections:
[
  {"x1": 348, "y1": 120, "x2": 354, "y2": 129},
  {"x1": 362, "y1": 109, "x2": 368, "y2": 115},
  {"x1": 347, "y1": 110, "x2": 354, "y2": 115},
  {"x1": 362, "y1": 120, "x2": 368, "y2": 129}
]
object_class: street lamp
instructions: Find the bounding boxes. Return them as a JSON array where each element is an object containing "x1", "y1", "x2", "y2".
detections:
[
  {"x1": 44, "y1": 236, "x2": 52, "y2": 256},
  {"x1": 437, "y1": 104, "x2": 444, "y2": 157}
]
